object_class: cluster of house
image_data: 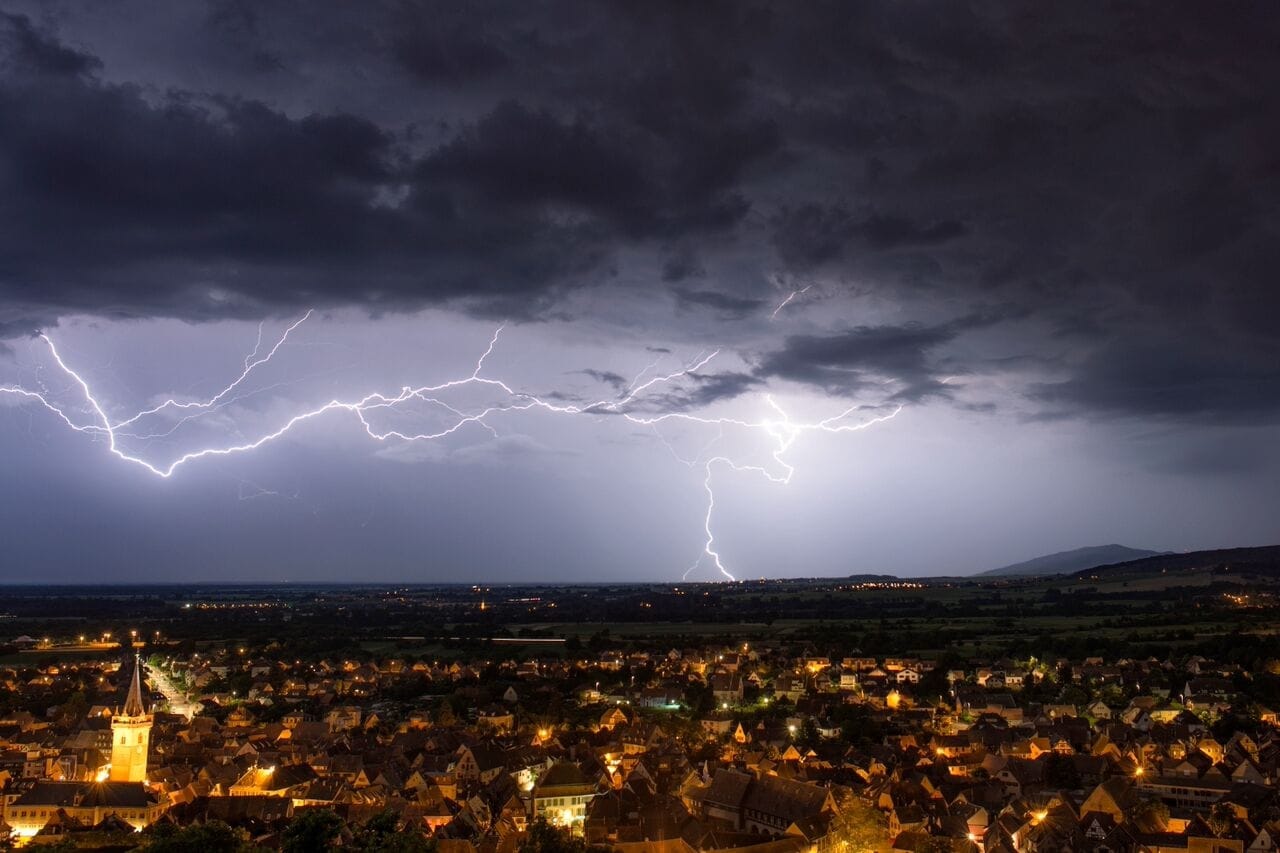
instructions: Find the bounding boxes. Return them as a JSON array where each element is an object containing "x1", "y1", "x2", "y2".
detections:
[{"x1": 0, "y1": 643, "x2": 1277, "y2": 851}]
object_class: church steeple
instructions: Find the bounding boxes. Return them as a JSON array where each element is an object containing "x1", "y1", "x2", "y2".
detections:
[
  {"x1": 110, "y1": 655, "x2": 152, "y2": 783},
  {"x1": 122, "y1": 654, "x2": 147, "y2": 717}
]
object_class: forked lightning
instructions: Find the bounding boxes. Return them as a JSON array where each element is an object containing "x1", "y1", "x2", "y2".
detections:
[{"x1": 2, "y1": 314, "x2": 900, "y2": 580}]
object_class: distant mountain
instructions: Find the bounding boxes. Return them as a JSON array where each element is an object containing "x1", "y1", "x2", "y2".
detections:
[
  {"x1": 1069, "y1": 545, "x2": 1280, "y2": 580},
  {"x1": 978, "y1": 544, "x2": 1162, "y2": 577}
]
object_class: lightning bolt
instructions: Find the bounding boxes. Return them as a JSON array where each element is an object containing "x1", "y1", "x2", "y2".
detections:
[
  {"x1": 111, "y1": 310, "x2": 314, "y2": 431},
  {"x1": 1, "y1": 313, "x2": 900, "y2": 580},
  {"x1": 770, "y1": 285, "x2": 812, "y2": 320},
  {"x1": 675, "y1": 398, "x2": 903, "y2": 581},
  {"x1": 237, "y1": 480, "x2": 300, "y2": 501}
]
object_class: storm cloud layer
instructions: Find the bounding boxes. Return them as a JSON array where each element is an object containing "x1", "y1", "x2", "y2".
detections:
[
  {"x1": 0, "y1": 2, "x2": 1277, "y2": 579},
  {"x1": 2, "y1": 2, "x2": 1278, "y2": 421}
]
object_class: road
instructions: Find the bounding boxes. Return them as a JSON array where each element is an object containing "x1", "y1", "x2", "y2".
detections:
[{"x1": 144, "y1": 661, "x2": 197, "y2": 719}]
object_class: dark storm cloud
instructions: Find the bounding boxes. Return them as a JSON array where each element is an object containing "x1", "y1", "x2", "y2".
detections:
[
  {"x1": 390, "y1": 10, "x2": 508, "y2": 83},
  {"x1": 672, "y1": 288, "x2": 765, "y2": 319},
  {"x1": 1, "y1": 2, "x2": 1278, "y2": 425},
  {"x1": 661, "y1": 249, "x2": 705, "y2": 283},
  {"x1": 0, "y1": 16, "x2": 624, "y2": 334},
  {"x1": 577, "y1": 369, "x2": 627, "y2": 391},
  {"x1": 203, "y1": 1, "x2": 286, "y2": 73},
  {"x1": 757, "y1": 324, "x2": 956, "y2": 402},
  {"x1": 756, "y1": 313, "x2": 1008, "y2": 402},
  {"x1": 1032, "y1": 338, "x2": 1280, "y2": 424},
  {"x1": 0, "y1": 11, "x2": 100, "y2": 75},
  {"x1": 772, "y1": 205, "x2": 967, "y2": 269},
  {"x1": 639, "y1": 371, "x2": 764, "y2": 413},
  {"x1": 415, "y1": 95, "x2": 780, "y2": 242},
  {"x1": 0, "y1": 10, "x2": 779, "y2": 334}
]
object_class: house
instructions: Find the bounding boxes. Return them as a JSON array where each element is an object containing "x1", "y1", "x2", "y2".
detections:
[
  {"x1": 476, "y1": 705, "x2": 516, "y2": 734},
  {"x1": 531, "y1": 762, "x2": 596, "y2": 831},
  {"x1": 228, "y1": 763, "x2": 318, "y2": 798},
  {"x1": 1080, "y1": 777, "x2": 1139, "y2": 823},
  {"x1": 1085, "y1": 700, "x2": 1113, "y2": 721},
  {"x1": 694, "y1": 769, "x2": 834, "y2": 835},
  {"x1": 710, "y1": 674, "x2": 744, "y2": 706},
  {"x1": 1, "y1": 780, "x2": 167, "y2": 839},
  {"x1": 324, "y1": 706, "x2": 362, "y2": 731},
  {"x1": 455, "y1": 745, "x2": 508, "y2": 787}
]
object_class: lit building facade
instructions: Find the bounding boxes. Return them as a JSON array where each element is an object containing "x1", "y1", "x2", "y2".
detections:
[
  {"x1": 109, "y1": 657, "x2": 152, "y2": 783},
  {"x1": 531, "y1": 762, "x2": 596, "y2": 833}
]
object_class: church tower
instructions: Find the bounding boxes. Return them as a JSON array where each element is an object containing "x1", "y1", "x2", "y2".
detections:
[{"x1": 109, "y1": 656, "x2": 152, "y2": 783}]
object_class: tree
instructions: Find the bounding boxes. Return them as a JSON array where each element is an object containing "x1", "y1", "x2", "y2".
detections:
[
  {"x1": 915, "y1": 666, "x2": 951, "y2": 702},
  {"x1": 28, "y1": 841, "x2": 76, "y2": 853},
  {"x1": 351, "y1": 810, "x2": 437, "y2": 853},
  {"x1": 838, "y1": 705, "x2": 884, "y2": 746},
  {"x1": 825, "y1": 796, "x2": 887, "y2": 853},
  {"x1": 138, "y1": 821, "x2": 259, "y2": 853},
  {"x1": 282, "y1": 809, "x2": 345, "y2": 853},
  {"x1": 683, "y1": 681, "x2": 714, "y2": 715},
  {"x1": 60, "y1": 690, "x2": 89, "y2": 724},
  {"x1": 913, "y1": 836, "x2": 953, "y2": 853},
  {"x1": 1207, "y1": 803, "x2": 1236, "y2": 837},
  {"x1": 519, "y1": 819, "x2": 587, "y2": 853},
  {"x1": 1043, "y1": 753, "x2": 1080, "y2": 790},
  {"x1": 1129, "y1": 797, "x2": 1169, "y2": 833}
]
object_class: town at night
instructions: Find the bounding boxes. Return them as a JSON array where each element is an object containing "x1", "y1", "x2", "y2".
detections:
[{"x1": 2, "y1": 1, "x2": 1279, "y2": 850}]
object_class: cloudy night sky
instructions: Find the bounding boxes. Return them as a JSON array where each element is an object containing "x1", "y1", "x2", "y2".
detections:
[{"x1": 1, "y1": 2, "x2": 1277, "y2": 583}]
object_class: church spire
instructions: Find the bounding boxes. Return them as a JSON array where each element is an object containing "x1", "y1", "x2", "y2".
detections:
[
  {"x1": 122, "y1": 654, "x2": 146, "y2": 717},
  {"x1": 110, "y1": 654, "x2": 153, "y2": 783}
]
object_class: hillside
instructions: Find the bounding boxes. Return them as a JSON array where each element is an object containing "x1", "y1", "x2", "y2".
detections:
[
  {"x1": 1069, "y1": 545, "x2": 1280, "y2": 580},
  {"x1": 979, "y1": 544, "x2": 1161, "y2": 577}
]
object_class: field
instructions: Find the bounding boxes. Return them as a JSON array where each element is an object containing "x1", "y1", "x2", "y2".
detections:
[{"x1": 1, "y1": 547, "x2": 1277, "y2": 665}]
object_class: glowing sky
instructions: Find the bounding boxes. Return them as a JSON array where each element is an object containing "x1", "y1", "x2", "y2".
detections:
[{"x1": 1, "y1": 3, "x2": 1278, "y2": 581}]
